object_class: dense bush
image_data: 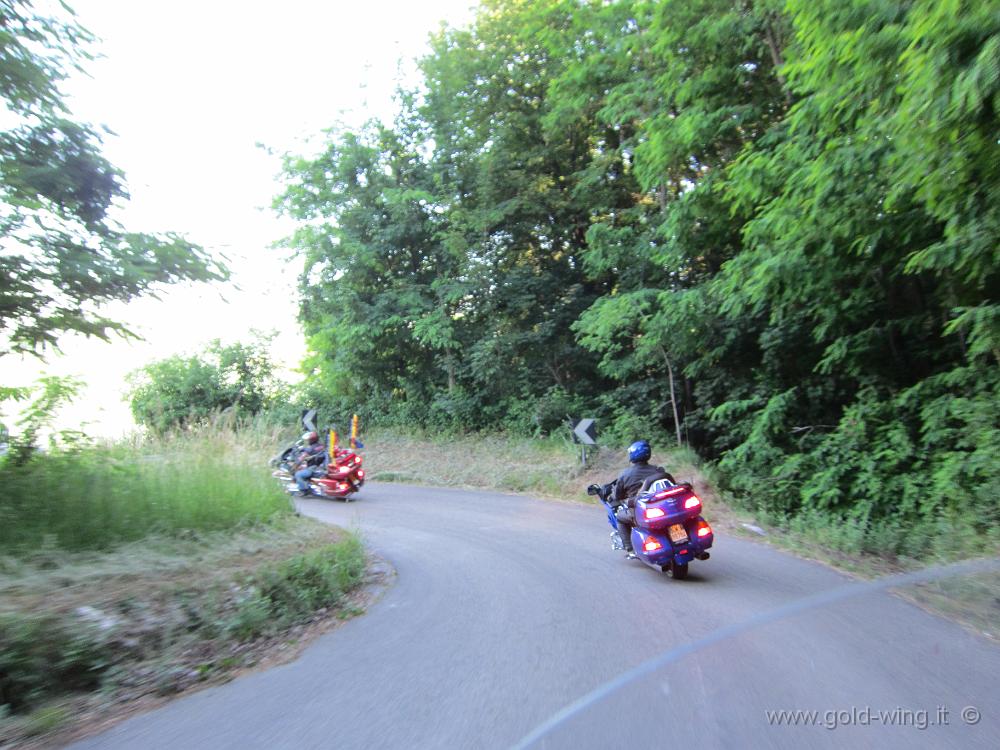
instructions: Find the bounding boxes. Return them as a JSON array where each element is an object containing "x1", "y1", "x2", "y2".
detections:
[
  {"x1": 127, "y1": 337, "x2": 288, "y2": 433},
  {"x1": 722, "y1": 368, "x2": 1000, "y2": 559},
  {"x1": 0, "y1": 615, "x2": 111, "y2": 713}
]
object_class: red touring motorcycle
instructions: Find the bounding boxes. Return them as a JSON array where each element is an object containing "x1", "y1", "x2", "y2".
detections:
[{"x1": 271, "y1": 444, "x2": 366, "y2": 502}]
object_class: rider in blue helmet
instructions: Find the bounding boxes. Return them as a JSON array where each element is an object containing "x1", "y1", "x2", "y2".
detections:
[
  {"x1": 627, "y1": 439, "x2": 651, "y2": 463},
  {"x1": 611, "y1": 440, "x2": 675, "y2": 558}
]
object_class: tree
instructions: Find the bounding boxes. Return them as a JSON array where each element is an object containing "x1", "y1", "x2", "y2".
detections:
[
  {"x1": 682, "y1": 0, "x2": 1000, "y2": 549},
  {"x1": 566, "y1": 0, "x2": 791, "y2": 444},
  {"x1": 0, "y1": 374, "x2": 84, "y2": 465},
  {"x1": 277, "y1": 1, "x2": 620, "y2": 432},
  {"x1": 274, "y1": 0, "x2": 1000, "y2": 555},
  {"x1": 126, "y1": 337, "x2": 284, "y2": 432},
  {"x1": 0, "y1": 0, "x2": 226, "y2": 358},
  {"x1": 276, "y1": 113, "x2": 468, "y2": 425},
  {"x1": 418, "y1": 0, "x2": 613, "y2": 428}
]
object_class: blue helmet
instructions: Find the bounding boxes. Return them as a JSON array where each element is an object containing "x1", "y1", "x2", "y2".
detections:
[{"x1": 627, "y1": 440, "x2": 651, "y2": 463}]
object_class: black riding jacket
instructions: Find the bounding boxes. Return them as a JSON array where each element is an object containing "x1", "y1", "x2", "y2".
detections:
[
  {"x1": 612, "y1": 461, "x2": 674, "y2": 506},
  {"x1": 297, "y1": 443, "x2": 329, "y2": 471}
]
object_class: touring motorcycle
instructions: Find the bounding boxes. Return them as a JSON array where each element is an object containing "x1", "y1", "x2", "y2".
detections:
[
  {"x1": 272, "y1": 443, "x2": 365, "y2": 502},
  {"x1": 588, "y1": 477, "x2": 713, "y2": 579}
]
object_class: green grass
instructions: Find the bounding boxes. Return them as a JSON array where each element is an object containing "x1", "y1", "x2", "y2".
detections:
[
  {"x1": 0, "y1": 420, "x2": 372, "y2": 742},
  {"x1": 22, "y1": 706, "x2": 71, "y2": 737},
  {"x1": 0, "y1": 613, "x2": 111, "y2": 713},
  {"x1": 228, "y1": 534, "x2": 367, "y2": 640},
  {"x1": 0, "y1": 422, "x2": 294, "y2": 554}
]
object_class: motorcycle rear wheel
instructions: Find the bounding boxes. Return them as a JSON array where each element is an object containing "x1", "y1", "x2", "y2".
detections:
[{"x1": 667, "y1": 562, "x2": 688, "y2": 579}]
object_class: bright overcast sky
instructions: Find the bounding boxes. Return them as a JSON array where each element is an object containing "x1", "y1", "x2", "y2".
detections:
[{"x1": 4, "y1": 0, "x2": 478, "y2": 437}]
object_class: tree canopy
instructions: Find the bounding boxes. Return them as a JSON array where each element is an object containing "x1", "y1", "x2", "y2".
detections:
[
  {"x1": 126, "y1": 336, "x2": 287, "y2": 433},
  {"x1": 0, "y1": 0, "x2": 226, "y2": 358},
  {"x1": 275, "y1": 0, "x2": 1000, "y2": 556}
]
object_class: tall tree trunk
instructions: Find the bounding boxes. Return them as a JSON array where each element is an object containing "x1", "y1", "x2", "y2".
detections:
[
  {"x1": 762, "y1": 12, "x2": 792, "y2": 107},
  {"x1": 660, "y1": 347, "x2": 683, "y2": 447}
]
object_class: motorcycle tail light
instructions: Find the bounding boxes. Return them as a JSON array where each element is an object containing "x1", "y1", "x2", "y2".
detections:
[
  {"x1": 643, "y1": 538, "x2": 663, "y2": 552},
  {"x1": 697, "y1": 522, "x2": 712, "y2": 538},
  {"x1": 684, "y1": 496, "x2": 701, "y2": 509},
  {"x1": 357, "y1": 469, "x2": 365, "y2": 479},
  {"x1": 645, "y1": 507, "x2": 666, "y2": 519},
  {"x1": 653, "y1": 486, "x2": 688, "y2": 500}
]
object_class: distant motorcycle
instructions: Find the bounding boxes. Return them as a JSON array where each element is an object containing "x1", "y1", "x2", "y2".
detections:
[
  {"x1": 588, "y1": 477, "x2": 714, "y2": 579},
  {"x1": 272, "y1": 445, "x2": 366, "y2": 502}
]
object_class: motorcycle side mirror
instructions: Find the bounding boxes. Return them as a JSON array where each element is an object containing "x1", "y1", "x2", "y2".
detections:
[{"x1": 586, "y1": 484, "x2": 600, "y2": 496}]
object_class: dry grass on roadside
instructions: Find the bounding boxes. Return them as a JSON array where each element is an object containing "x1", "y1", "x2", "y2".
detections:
[
  {"x1": 900, "y1": 573, "x2": 1000, "y2": 641},
  {"x1": 0, "y1": 517, "x2": 339, "y2": 612},
  {"x1": 362, "y1": 430, "x2": 729, "y2": 505},
  {"x1": 362, "y1": 431, "x2": 761, "y2": 546},
  {"x1": 362, "y1": 431, "x2": 749, "y2": 541},
  {"x1": 362, "y1": 430, "x2": 582, "y2": 497}
]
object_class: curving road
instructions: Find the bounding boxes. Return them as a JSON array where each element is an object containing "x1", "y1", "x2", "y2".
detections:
[{"x1": 73, "y1": 482, "x2": 1000, "y2": 749}]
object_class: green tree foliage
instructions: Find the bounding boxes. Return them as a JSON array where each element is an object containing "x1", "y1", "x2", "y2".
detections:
[
  {"x1": 127, "y1": 337, "x2": 285, "y2": 432},
  {"x1": 276, "y1": 0, "x2": 1000, "y2": 556},
  {"x1": 705, "y1": 0, "x2": 999, "y2": 547},
  {"x1": 278, "y1": 1, "x2": 620, "y2": 433},
  {"x1": 0, "y1": 0, "x2": 226, "y2": 357},
  {"x1": 276, "y1": 116, "x2": 463, "y2": 422},
  {"x1": 0, "y1": 374, "x2": 85, "y2": 465}
]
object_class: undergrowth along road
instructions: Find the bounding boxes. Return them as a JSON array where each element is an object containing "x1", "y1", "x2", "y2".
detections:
[{"x1": 0, "y1": 517, "x2": 374, "y2": 749}]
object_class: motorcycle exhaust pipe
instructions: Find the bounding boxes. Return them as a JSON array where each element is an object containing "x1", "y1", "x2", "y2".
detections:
[{"x1": 696, "y1": 552, "x2": 710, "y2": 560}]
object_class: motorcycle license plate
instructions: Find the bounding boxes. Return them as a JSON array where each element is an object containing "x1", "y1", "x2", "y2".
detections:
[{"x1": 667, "y1": 524, "x2": 689, "y2": 544}]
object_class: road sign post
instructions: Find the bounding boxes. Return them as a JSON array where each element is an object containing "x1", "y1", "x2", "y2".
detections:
[
  {"x1": 572, "y1": 418, "x2": 597, "y2": 466},
  {"x1": 301, "y1": 408, "x2": 318, "y2": 434}
]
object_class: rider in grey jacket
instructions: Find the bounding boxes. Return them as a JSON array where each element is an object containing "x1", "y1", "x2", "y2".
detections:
[{"x1": 612, "y1": 440, "x2": 674, "y2": 556}]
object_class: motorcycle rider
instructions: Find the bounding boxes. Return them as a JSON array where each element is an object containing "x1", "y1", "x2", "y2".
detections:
[
  {"x1": 612, "y1": 440, "x2": 674, "y2": 558},
  {"x1": 293, "y1": 431, "x2": 328, "y2": 496}
]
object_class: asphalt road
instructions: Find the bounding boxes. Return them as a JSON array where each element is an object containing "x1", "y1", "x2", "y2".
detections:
[{"x1": 72, "y1": 482, "x2": 1000, "y2": 749}]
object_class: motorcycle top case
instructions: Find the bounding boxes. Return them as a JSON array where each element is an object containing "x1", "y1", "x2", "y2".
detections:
[{"x1": 634, "y1": 479, "x2": 704, "y2": 530}]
